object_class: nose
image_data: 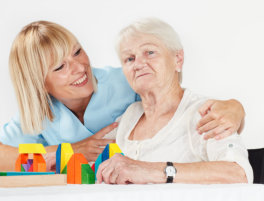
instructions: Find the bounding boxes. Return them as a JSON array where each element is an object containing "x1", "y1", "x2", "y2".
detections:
[
  {"x1": 133, "y1": 56, "x2": 147, "y2": 70},
  {"x1": 69, "y1": 59, "x2": 85, "y2": 74}
]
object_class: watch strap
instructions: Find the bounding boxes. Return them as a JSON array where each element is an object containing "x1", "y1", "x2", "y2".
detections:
[{"x1": 166, "y1": 162, "x2": 174, "y2": 183}]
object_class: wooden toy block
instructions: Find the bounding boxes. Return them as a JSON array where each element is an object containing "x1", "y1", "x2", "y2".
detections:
[
  {"x1": 66, "y1": 153, "x2": 88, "y2": 184},
  {"x1": 56, "y1": 144, "x2": 61, "y2": 174},
  {"x1": 61, "y1": 165, "x2": 67, "y2": 174},
  {"x1": 95, "y1": 153, "x2": 102, "y2": 180},
  {"x1": 60, "y1": 143, "x2": 74, "y2": 173},
  {"x1": 81, "y1": 164, "x2": 95, "y2": 184},
  {"x1": 15, "y1": 154, "x2": 28, "y2": 171},
  {"x1": 91, "y1": 163, "x2": 95, "y2": 172},
  {"x1": 33, "y1": 154, "x2": 46, "y2": 172},
  {"x1": 21, "y1": 165, "x2": 26, "y2": 172},
  {"x1": 19, "y1": 144, "x2": 46, "y2": 154},
  {"x1": 109, "y1": 143, "x2": 123, "y2": 158},
  {"x1": 74, "y1": 153, "x2": 88, "y2": 184},
  {"x1": 67, "y1": 154, "x2": 75, "y2": 184},
  {"x1": 28, "y1": 164, "x2": 33, "y2": 172},
  {"x1": 0, "y1": 174, "x2": 67, "y2": 188},
  {"x1": 102, "y1": 144, "x2": 109, "y2": 162}
]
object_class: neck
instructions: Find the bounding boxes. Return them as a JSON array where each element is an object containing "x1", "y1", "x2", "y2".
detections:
[
  {"x1": 140, "y1": 81, "x2": 183, "y2": 120},
  {"x1": 61, "y1": 95, "x2": 92, "y2": 123}
]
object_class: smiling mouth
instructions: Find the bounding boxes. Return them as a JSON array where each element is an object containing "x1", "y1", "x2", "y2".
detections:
[{"x1": 71, "y1": 73, "x2": 88, "y2": 87}]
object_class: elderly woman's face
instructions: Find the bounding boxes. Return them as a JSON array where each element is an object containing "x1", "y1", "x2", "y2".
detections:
[
  {"x1": 120, "y1": 33, "x2": 180, "y2": 94},
  {"x1": 45, "y1": 43, "x2": 94, "y2": 104}
]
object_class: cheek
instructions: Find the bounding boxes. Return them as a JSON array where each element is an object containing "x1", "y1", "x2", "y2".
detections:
[{"x1": 122, "y1": 66, "x2": 134, "y2": 82}]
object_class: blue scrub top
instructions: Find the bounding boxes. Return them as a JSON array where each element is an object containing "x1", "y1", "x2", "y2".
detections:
[{"x1": 0, "y1": 67, "x2": 139, "y2": 147}]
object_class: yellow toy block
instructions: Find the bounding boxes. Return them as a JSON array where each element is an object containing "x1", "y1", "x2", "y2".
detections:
[
  {"x1": 109, "y1": 143, "x2": 122, "y2": 158},
  {"x1": 19, "y1": 144, "x2": 46, "y2": 154},
  {"x1": 60, "y1": 143, "x2": 74, "y2": 173}
]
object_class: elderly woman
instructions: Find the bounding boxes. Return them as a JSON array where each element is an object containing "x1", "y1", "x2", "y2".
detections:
[
  {"x1": 0, "y1": 21, "x2": 244, "y2": 171},
  {"x1": 96, "y1": 18, "x2": 253, "y2": 184}
]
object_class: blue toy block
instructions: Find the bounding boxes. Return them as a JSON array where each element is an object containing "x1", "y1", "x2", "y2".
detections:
[
  {"x1": 0, "y1": 172, "x2": 55, "y2": 176},
  {"x1": 95, "y1": 153, "x2": 102, "y2": 180},
  {"x1": 102, "y1": 144, "x2": 109, "y2": 162},
  {"x1": 56, "y1": 144, "x2": 61, "y2": 174}
]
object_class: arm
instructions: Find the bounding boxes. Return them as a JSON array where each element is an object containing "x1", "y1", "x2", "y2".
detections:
[
  {"x1": 96, "y1": 154, "x2": 247, "y2": 184},
  {"x1": 0, "y1": 116, "x2": 117, "y2": 171},
  {"x1": 197, "y1": 99, "x2": 245, "y2": 140}
]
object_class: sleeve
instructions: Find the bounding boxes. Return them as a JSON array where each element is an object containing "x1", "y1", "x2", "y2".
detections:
[
  {"x1": 206, "y1": 135, "x2": 253, "y2": 183},
  {"x1": 0, "y1": 113, "x2": 48, "y2": 147},
  {"x1": 188, "y1": 103, "x2": 253, "y2": 184}
]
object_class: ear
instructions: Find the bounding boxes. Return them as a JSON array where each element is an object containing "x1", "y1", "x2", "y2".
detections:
[{"x1": 174, "y1": 50, "x2": 184, "y2": 72}]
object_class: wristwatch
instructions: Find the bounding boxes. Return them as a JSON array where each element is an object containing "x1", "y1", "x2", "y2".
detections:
[{"x1": 164, "y1": 162, "x2": 176, "y2": 183}]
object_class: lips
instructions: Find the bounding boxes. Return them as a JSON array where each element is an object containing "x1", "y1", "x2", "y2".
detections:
[
  {"x1": 71, "y1": 73, "x2": 88, "y2": 87},
  {"x1": 135, "y1": 72, "x2": 151, "y2": 79}
]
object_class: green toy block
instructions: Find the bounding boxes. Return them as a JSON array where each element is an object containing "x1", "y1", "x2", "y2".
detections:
[
  {"x1": 21, "y1": 164, "x2": 25, "y2": 172},
  {"x1": 61, "y1": 165, "x2": 67, "y2": 174},
  {"x1": 81, "y1": 164, "x2": 95, "y2": 184}
]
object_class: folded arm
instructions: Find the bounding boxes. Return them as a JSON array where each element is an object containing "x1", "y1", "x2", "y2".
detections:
[{"x1": 96, "y1": 154, "x2": 247, "y2": 184}]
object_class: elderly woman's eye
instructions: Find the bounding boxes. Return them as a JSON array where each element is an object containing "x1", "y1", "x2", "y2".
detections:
[
  {"x1": 148, "y1": 51, "x2": 154, "y2": 55},
  {"x1": 126, "y1": 57, "x2": 135, "y2": 63},
  {"x1": 74, "y1": 48, "x2": 81, "y2": 56}
]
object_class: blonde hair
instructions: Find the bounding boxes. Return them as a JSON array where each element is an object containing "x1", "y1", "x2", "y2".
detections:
[
  {"x1": 116, "y1": 18, "x2": 183, "y2": 83},
  {"x1": 9, "y1": 21, "x2": 95, "y2": 134}
]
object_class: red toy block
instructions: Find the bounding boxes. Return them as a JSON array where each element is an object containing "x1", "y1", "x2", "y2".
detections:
[{"x1": 91, "y1": 163, "x2": 95, "y2": 172}]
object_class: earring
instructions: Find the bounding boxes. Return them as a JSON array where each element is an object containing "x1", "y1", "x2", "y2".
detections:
[{"x1": 176, "y1": 69, "x2": 181, "y2": 72}]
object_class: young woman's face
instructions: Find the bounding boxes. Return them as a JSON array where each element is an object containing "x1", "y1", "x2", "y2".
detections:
[{"x1": 45, "y1": 43, "x2": 94, "y2": 104}]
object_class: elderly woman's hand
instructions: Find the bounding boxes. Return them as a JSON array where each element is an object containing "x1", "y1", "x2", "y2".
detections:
[
  {"x1": 96, "y1": 154, "x2": 161, "y2": 184},
  {"x1": 196, "y1": 99, "x2": 245, "y2": 140}
]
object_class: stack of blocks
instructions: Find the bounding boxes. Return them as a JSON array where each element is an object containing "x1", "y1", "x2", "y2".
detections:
[
  {"x1": 15, "y1": 144, "x2": 47, "y2": 172},
  {"x1": 56, "y1": 143, "x2": 95, "y2": 184},
  {"x1": 95, "y1": 143, "x2": 124, "y2": 179}
]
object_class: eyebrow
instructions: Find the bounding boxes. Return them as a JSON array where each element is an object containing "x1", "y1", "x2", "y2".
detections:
[{"x1": 121, "y1": 43, "x2": 159, "y2": 54}]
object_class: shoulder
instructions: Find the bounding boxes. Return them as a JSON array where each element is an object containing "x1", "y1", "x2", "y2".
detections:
[
  {"x1": 92, "y1": 66, "x2": 125, "y2": 83},
  {"x1": 181, "y1": 89, "x2": 208, "y2": 112},
  {"x1": 118, "y1": 102, "x2": 143, "y2": 126}
]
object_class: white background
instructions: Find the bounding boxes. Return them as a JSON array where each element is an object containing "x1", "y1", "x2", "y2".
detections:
[{"x1": 0, "y1": 0, "x2": 263, "y2": 148}]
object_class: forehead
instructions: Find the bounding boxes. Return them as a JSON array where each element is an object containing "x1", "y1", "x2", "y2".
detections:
[{"x1": 120, "y1": 33, "x2": 166, "y2": 54}]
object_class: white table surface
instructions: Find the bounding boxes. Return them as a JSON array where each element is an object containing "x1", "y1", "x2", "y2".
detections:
[{"x1": 0, "y1": 183, "x2": 264, "y2": 201}]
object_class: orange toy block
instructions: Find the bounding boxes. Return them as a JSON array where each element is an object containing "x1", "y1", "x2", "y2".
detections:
[
  {"x1": 33, "y1": 154, "x2": 46, "y2": 172},
  {"x1": 67, "y1": 153, "x2": 88, "y2": 184},
  {"x1": 67, "y1": 154, "x2": 75, "y2": 184},
  {"x1": 75, "y1": 153, "x2": 88, "y2": 184},
  {"x1": 15, "y1": 154, "x2": 28, "y2": 172}
]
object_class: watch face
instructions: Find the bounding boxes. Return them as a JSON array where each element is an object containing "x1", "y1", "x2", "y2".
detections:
[{"x1": 166, "y1": 166, "x2": 176, "y2": 177}]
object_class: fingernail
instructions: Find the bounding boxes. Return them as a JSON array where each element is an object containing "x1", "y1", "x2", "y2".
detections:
[{"x1": 215, "y1": 136, "x2": 220, "y2": 140}]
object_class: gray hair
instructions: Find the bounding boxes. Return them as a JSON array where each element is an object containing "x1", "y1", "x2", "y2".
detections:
[{"x1": 116, "y1": 17, "x2": 183, "y2": 83}]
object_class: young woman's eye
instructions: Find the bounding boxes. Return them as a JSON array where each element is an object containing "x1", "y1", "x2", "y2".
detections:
[
  {"x1": 54, "y1": 64, "x2": 64, "y2": 71},
  {"x1": 74, "y1": 48, "x2": 81, "y2": 56}
]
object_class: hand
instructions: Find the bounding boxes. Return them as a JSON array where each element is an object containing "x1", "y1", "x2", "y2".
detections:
[
  {"x1": 72, "y1": 122, "x2": 118, "y2": 162},
  {"x1": 197, "y1": 99, "x2": 245, "y2": 140},
  {"x1": 96, "y1": 154, "x2": 156, "y2": 184},
  {"x1": 44, "y1": 152, "x2": 56, "y2": 172}
]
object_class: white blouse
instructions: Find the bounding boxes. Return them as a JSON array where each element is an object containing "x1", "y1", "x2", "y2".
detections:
[{"x1": 107, "y1": 89, "x2": 253, "y2": 183}]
